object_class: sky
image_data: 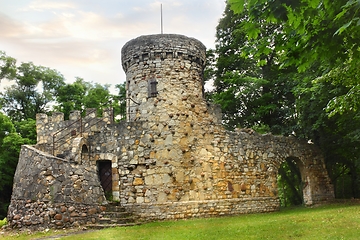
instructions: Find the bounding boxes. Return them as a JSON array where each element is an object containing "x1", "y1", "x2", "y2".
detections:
[{"x1": 0, "y1": 0, "x2": 226, "y2": 93}]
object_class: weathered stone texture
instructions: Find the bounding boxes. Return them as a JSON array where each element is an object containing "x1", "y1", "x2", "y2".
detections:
[
  {"x1": 8, "y1": 34, "x2": 334, "y2": 231},
  {"x1": 7, "y1": 145, "x2": 106, "y2": 230}
]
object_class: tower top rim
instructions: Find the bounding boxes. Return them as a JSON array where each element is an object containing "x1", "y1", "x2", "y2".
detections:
[
  {"x1": 121, "y1": 34, "x2": 206, "y2": 53},
  {"x1": 121, "y1": 34, "x2": 206, "y2": 72}
]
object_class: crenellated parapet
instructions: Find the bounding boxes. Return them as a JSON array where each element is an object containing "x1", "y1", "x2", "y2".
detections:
[{"x1": 35, "y1": 108, "x2": 114, "y2": 156}]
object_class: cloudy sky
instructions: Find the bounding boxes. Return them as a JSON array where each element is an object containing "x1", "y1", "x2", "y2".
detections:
[{"x1": 0, "y1": 0, "x2": 226, "y2": 92}]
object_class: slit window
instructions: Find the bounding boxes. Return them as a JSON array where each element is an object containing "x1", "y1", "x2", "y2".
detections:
[{"x1": 148, "y1": 78, "x2": 158, "y2": 97}]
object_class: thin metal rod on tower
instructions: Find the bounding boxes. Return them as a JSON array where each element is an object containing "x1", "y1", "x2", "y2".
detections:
[{"x1": 161, "y1": 3, "x2": 163, "y2": 34}]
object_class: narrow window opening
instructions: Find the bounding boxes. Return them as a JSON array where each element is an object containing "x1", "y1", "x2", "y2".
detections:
[{"x1": 148, "y1": 78, "x2": 158, "y2": 97}]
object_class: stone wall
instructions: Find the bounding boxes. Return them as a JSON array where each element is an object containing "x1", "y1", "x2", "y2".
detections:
[
  {"x1": 36, "y1": 108, "x2": 112, "y2": 157},
  {"x1": 8, "y1": 33, "x2": 334, "y2": 230},
  {"x1": 84, "y1": 120, "x2": 333, "y2": 220},
  {"x1": 7, "y1": 145, "x2": 106, "y2": 230},
  {"x1": 115, "y1": 34, "x2": 334, "y2": 219}
]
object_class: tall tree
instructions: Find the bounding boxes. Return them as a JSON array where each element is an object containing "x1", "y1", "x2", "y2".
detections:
[
  {"x1": 54, "y1": 77, "x2": 88, "y2": 119},
  {"x1": 228, "y1": 0, "x2": 360, "y2": 111},
  {"x1": 53, "y1": 78, "x2": 114, "y2": 119},
  {"x1": 0, "y1": 51, "x2": 16, "y2": 82},
  {"x1": 0, "y1": 112, "x2": 32, "y2": 219},
  {"x1": 210, "y1": 4, "x2": 297, "y2": 134},
  {"x1": 0, "y1": 61, "x2": 65, "y2": 121},
  {"x1": 226, "y1": 0, "x2": 360, "y2": 198}
]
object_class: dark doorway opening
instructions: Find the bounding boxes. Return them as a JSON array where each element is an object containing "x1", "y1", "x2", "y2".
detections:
[
  {"x1": 278, "y1": 157, "x2": 303, "y2": 207},
  {"x1": 97, "y1": 160, "x2": 112, "y2": 200}
]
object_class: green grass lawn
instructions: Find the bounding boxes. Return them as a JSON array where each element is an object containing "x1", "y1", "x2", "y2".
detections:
[{"x1": 2, "y1": 203, "x2": 360, "y2": 240}]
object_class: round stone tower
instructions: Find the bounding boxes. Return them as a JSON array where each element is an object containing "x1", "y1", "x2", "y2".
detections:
[{"x1": 121, "y1": 34, "x2": 206, "y2": 122}]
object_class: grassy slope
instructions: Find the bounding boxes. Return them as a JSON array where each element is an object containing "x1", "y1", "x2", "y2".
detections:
[{"x1": 2, "y1": 203, "x2": 360, "y2": 240}]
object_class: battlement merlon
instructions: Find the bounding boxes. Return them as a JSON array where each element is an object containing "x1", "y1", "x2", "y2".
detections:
[
  {"x1": 121, "y1": 34, "x2": 207, "y2": 73},
  {"x1": 36, "y1": 108, "x2": 114, "y2": 146}
]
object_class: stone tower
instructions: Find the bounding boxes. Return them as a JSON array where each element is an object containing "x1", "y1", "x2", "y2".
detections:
[
  {"x1": 7, "y1": 33, "x2": 334, "y2": 231},
  {"x1": 121, "y1": 34, "x2": 207, "y2": 122}
]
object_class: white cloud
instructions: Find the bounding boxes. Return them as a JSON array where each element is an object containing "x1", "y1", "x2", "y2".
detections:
[
  {"x1": 0, "y1": 0, "x2": 226, "y2": 92},
  {"x1": 21, "y1": 0, "x2": 76, "y2": 12}
]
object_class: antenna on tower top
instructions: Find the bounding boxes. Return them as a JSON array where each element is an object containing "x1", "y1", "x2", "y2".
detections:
[{"x1": 160, "y1": 3, "x2": 163, "y2": 34}]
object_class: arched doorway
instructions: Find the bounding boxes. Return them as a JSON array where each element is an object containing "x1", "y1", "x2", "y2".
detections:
[
  {"x1": 81, "y1": 144, "x2": 89, "y2": 162},
  {"x1": 97, "y1": 160, "x2": 112, "y2": 200},
  {"x1": 277, "y1": 157, "x2": 304, "y2": 207}
]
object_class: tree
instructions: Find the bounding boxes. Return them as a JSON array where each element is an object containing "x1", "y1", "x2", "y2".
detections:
[
  {"x1": 294, "y1": 69, "x2": 360, "y2": 198},
  {"x1": 278, "y1": 158, "x2": 303, "y2": 206},
  {"x1": 228, "y1": 0, "x2": 360, "y2": 114},
  {"x1": 54, "y1": 77, "x2": 88, "y2": 119},
  {"x1": 83, "y1": 83, "x2": 112, "y2": 116},
  {"x1": 0, "y1": 51, "x2": 16, "y2": 81},
  {"x1": 53, "y1": 78, "x2": 114, "y2": 119},
  {"x1": 210, "y1": 4, "x2": 297, "y2": 134},
  {"x1": 14, "y1": 119, "x2": 37, "y2": 144},
  {"x1": 228, "y1": 0, "x2": 360, "y2": 70},
  {"x1": 0, "y1": 61, "x2": 65, "y2": 121},
  {"x1": 212, "y1": 1, "x2": 360, "y2": 200},
  {"x1": 0, "y1": 112, "x2": 32, "y2": 219}
]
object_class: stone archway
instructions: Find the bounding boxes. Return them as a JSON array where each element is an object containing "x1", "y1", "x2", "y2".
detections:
[
  {"x1": 277, "y1": 157, "x2": 304, "y2": 206},
  {"x1": 268, "y1": 137, "x2": 335, "y2": 206},
  {"x1": 69, "y1": 137, "x2": 89, "y2": 164}
]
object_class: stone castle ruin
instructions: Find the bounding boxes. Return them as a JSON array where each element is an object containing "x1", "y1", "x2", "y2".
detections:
[{"x1": 7, "y1": 34, "x2": 334, "y2": 230}]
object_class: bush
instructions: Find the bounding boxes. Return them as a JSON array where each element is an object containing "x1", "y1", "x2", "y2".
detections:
[{"x1": 0, "y1": 218, "x2": 7, "y2": 228}]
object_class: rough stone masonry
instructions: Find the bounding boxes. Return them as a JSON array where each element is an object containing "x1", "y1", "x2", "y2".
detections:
[{"x1": 7, "y1": 34, "x2": 334, "y2": 230}]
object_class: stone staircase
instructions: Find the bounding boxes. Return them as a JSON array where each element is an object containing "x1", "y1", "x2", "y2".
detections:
[{"x1": 88, "y1": 202, "x2": 140, "y2": 229}]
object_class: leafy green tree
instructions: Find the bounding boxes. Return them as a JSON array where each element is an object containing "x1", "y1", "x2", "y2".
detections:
[
  {"x1": 54, "y1": 77, "x2": 89, "y2": 119},
  {"x1": 278, "y1": 158, "x2": 303, "y2": 206},
  {"x1": 0, "y1": 51, "x2": 16, "y2": 81},
  {"x1": 14, "y1": 119, "x2": 37, "y2": 144},
  {"x1": 83, "y1": 83, "x2": 112, "y2": 116},
  {"x1": 54, "y1": 78, "x2": 115, "y2": 119},
  {"x1": 228, "y1": 0, "x2": 360, "y2": 115},
  {"x1": 0, "y1": 112, "x2": 31, "y2": 218},
  {"x1": 295, "y1": 69, "x2": 360, "y2": 198},
  {"x1": 0, "y1": 61, "x2": 65, "y2": 121},
  {"x1": 210, "y1": 4, "x2": 297, "y2": 134},
  {"x1": 228, "y1": 0, "x2": 360, "y2": 70},
  {"x1": 211, "y1": 1, "x2": 360, "y2": 201}
]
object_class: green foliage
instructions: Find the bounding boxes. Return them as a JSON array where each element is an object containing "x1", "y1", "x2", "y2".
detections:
[
  {"x1": 53, "y1": 77, "x2": 88, "y2": 119},
  {"x1": 53, "y1": 78, "x2": 114, "y2": 119},
  {"x1": 211, "y1": 1, "x2": 360, "y2": 199},
  {"x1": 278, "y1": 158, "x2": 303, "y2": 206},
  {"x1": 294, "y1": 67, "x2": 360, "y2": 198},
  {"x1": 0, "y1": 60, "x2": 65, "y2": 121},
  {"x1": 0, "y1": 51, "x2": 16, "y2": 80},
  {"x1": 209, "y1": 4, "x2": 297, "y2": 135},
  {"x1": 0, "y1": 112, "x2": 32, "y2": 219},
  {"x1": 228, "y1": 0, "x2": 360, "y2": 71},
  {"x1": 14, "y1": 118, "x2": 37, "y2": 144},
  {"x1": 0, "y1": 217, "x2": 7, "y2": 228}
]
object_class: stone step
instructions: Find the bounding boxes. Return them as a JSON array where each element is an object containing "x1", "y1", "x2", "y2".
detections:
[
  {"x1": 86, "y1": 202, "x2": 141, "y2": 230},
  {"x1": 87, "y1": 222, "x2": 141, "y2": 230},
  {"x1": 98, "y1": 216, "x2": 135, "y2": 225},
  {"x1": 104, "y1": 205, "x2": 127, "y2": 212},
  {"x1": 102, "y1": 211, "x2": 132, "y2": 219}
]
